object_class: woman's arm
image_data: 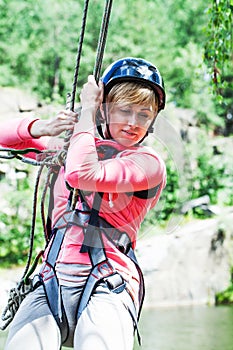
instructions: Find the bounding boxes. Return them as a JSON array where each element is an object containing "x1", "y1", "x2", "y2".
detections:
[
  {"x1": 66, "y1": 132, "x2": 166, "y2": 193},
  {"x1": 0, "y1": 111, "x2": 77, "y2": 157},
  {"x1": 29, "y1": 110, "x2": 77, "y2": 138},
  {"x1": 0, "y1": 117, "x2": 48, "y2": 153}
]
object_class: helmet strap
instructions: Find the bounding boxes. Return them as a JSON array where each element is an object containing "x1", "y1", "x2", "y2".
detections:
[
  {"x1": 96, "y1": 103, "x2": 114, "y2": 140},
  {"x1": 138, "y1": 115, "x2": 156, "y2": 143},
  {"x1": 96, "y1": 108, "x2": 105, "y2": 139}
]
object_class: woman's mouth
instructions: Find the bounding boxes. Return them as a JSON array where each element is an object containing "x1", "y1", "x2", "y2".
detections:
[{"x1": 122, "y1": 129, "x2": 137, "y2": 138}]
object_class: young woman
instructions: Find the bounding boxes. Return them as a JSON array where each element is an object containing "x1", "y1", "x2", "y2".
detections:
[{"x1": 1, "y1": 57, "x2": 166, "y2": 350}]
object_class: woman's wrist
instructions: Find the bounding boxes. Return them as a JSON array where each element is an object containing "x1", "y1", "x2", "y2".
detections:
[
  {"x1": 74, "y1": 107, "x2": 96, "y2": 134},
  {"x1": 29, "y1": 119, "x2": 46, "y2": 138}
]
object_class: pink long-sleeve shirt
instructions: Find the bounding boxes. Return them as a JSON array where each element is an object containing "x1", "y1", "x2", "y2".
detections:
[{"x1": 0, "y1": 116, "x2": 166, "y2": 305}]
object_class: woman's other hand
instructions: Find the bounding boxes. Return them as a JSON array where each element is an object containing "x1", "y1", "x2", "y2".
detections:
[{"x1": 29, "y1": 110, "x2": 78, "y2": 138}]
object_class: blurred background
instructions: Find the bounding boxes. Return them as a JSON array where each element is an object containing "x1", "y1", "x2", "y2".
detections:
[{"x1": 0, "y1": 0, "x2": 232, "y2": 349}]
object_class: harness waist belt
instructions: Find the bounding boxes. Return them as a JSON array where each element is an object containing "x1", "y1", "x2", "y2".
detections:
[
  {"x1": 98, "y1": 216, "x2": 132, "y2": 253},
  {"x1": 53, "y1": 209, "x2": 132, "y2": 254}
]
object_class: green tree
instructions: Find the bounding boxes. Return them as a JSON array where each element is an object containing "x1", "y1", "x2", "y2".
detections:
[
  {"x1": 204, "y1": 0, "x2": 232, "y2": 95},
  {"x1": 203, "y1": 0, "x2": 233, "y2": 132},
  {"x1": 0, "y1": 0, "x2": 230, "y2": 126}
]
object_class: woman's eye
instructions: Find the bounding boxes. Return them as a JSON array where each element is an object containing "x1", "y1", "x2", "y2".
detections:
[
  {"x1": 120, "y1": 108, "x2": 131, "y2": 114},
  {"x1": 138, "y1": 113, "x2": 149, "y2": 119}
]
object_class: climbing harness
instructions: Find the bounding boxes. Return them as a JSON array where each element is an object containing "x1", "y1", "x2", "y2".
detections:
[{"x1": 35, "y1": 140, "x2": 146, "y2": 344}]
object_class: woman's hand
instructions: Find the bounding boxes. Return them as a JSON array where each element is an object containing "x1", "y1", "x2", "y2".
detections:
[
  {"x1": 30, "y1": 110, "x2": 78, "y2": 138},
  {"x1": 80, "y1": 75, "x2": 103, "y2": 114}
]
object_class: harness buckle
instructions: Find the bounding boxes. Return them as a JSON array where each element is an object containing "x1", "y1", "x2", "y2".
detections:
[
  {"x1": 32, "y1": 274, "x2": 43, "y2": 290},
  {"x1": 103, "y1": 272, "x2": 126, "y2": 294}
]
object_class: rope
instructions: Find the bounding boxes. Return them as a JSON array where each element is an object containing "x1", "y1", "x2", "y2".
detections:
[
  {"x1": 0, "y1": 0, "x2": 113, "y2": 170},
  {"x1": 58, "y1": 0, "x2": 113, "y2": 170},
  {"x1": 0, "y1": 281, "x2": 33, "y2": 330},
  {"x1": 70, "y1": 0, "x2": 90, "y2": 112},
  {"x1": 21, "y1": 164, "x2": 45, "y2": 280},
  {"x1": 93, "y1": 0, "x2": 113, "y2": 82},
  {"x1": 94, "y1": 0, "x2": 113, "y2": 139},
  {"x1": 0, "y1": 147, "x2": 59, "y2": 166}
]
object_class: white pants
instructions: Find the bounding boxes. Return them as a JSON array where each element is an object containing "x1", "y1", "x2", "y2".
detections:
[{"x1": 4, "y1": 283, "x2": 135, "y2": 350}]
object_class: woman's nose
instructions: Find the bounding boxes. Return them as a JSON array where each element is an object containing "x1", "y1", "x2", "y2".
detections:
[{"x1": 127, "y1": 113, "x2": 138, "y2": 126}]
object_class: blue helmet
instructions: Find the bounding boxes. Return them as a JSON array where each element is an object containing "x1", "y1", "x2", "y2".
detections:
[{"x1": 101, "y1": 57, "x2": 166, "y2": 112}]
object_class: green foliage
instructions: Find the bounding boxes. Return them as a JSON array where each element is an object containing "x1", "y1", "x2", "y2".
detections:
[
  {"x1": 142, "y1": 131, "x2": 233, "y2": 229},
  {"x1": 215, "y1": 285, "x2": 233, "y2": 304},
  {"x1": 192, "y1": 142, "x2": 223, "y2": 203},
  {"x1": 0, "y1": 0, "x2": 84, "y2": 100},
  {"x1": 0, "y1": 167, "x2": 45, "y2": 266},
  {"x1": 141, "y1": 155, "x2": 181, "y2": 231},
  {"x1": 216, "y1": 268, "x2": 233, "y2": 305},
  {"x1": 189, "y1": 135, "x2": 233, "y2": 207},
  {"x1": 157, "y1": 157, "x2": 180, "y2": 221},
  {"x1": 181, "y1": 133, "x2": 233, "y2": 221},
  {"x1": 204, "y1": 0, "x2": 233, "y2": 98}
]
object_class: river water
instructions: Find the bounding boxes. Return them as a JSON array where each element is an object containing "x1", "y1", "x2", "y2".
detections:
[
  {"x1": 0, "y1": 305, "x2": 232, "y2": 350},
  {"x1": 134, "y1": 305, "x2": 233, "y2": 350}
]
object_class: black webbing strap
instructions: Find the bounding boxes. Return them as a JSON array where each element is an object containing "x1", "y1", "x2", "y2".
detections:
[
  {"x1": 127, "y1": 248, "x2": 145, "y2": 321},
  {"x1": 43, "y1": 211, "x2": 74, "y2": 323},
  {"x1": 79, "y1": 192, "x2": 107, "y2": 266},
  {"x1": 45, "y1": 170, "x2": 60, "y2": 242},
  {"x1": 77, "y1": 260, "x2": 117, "y2": 319}
]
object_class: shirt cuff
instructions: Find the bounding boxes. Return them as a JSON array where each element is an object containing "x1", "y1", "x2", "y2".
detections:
[{"x1": 17, "y1": 117, "x2": 40, "y2": 140}]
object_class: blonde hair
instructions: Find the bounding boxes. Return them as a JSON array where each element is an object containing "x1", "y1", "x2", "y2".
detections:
[{"x1": 106, "y1": 81, "x2": 158, "y2": 113}]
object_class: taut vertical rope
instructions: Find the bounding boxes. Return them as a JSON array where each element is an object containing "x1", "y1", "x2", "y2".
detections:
[
  {"x1": 69, "y1": 0, "x2": 90, "y2": 112},
  {"x1": 21, "y1": 164, "x2": 45, "y2": 281},
  {"x1": 93, "y1": 0, "x2": 113, "y2": 82}
]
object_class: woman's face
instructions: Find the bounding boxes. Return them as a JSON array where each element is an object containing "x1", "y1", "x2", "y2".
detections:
[{"x1": 107, "y1": 102, "x2": 156, "y2": 147}]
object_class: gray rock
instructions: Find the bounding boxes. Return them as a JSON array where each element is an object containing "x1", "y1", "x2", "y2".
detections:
[{"x1": 137, "y1": 210, "x2": 233, "y2": 308}]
